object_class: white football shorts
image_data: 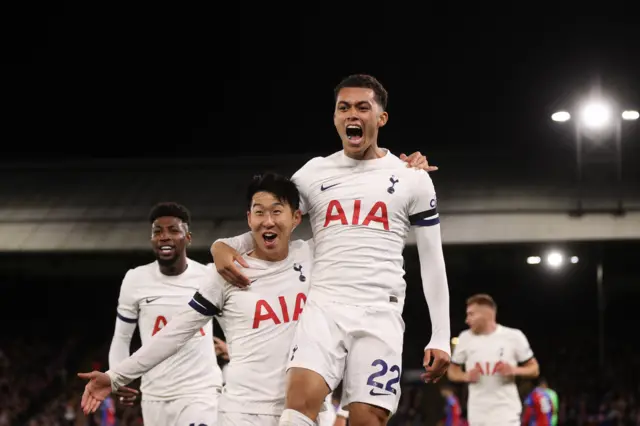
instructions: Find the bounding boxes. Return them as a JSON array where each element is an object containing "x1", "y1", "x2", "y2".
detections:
[
  {"x1": 287, "y1": 299, "x2": 405, "y2": 414},
  {"x1": 218, "y1": 412, "x2": 279, "y2": 426},
  {"x1": 141, "y1": 394, "x2": 218, "y2": 426}
]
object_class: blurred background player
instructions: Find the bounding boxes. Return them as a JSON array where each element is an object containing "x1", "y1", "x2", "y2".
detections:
[
  {"x1": 532, "y1": 377, "x2": 558, "y2": 426},
  {"x1": 212, "y1": 74, "x2": 451, "y2": 426},
  {"x1": 447, "y1": 294, "x2": 540, "y2": 426},
  {"x1": 98, "y1": 395, "x2": 116, "y2": 426},
  {"x1": 522, "y1": 381, "x2": 553, "y2": 426},
  {"x1": 102, "y1": 202, "x2": 223, "y2": 425},
  {"x1": 439, "y1": 384, "x2": 463, "y2": 426}
]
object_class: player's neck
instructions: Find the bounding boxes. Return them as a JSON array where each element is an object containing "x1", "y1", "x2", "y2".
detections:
[
  {"x1": 344, "y1": 143, "x2": 386, "y2": 161},
  {"x1": 481, "y1": 322, "x2": 498, "y2": 334},
  {"x1": 250, "y1": 247, "x2": 289, "y2": 262},
  {"x1": 159, "y1": 257, "x2": 188, "y2": 276}
]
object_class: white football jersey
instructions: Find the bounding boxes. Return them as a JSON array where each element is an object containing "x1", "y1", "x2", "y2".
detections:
[
  {"x1": 189, "y1": 240, "x2": 312, "y2": 415},
  {"x1": 451, "y1": 325, "x2": 534, "y2": 424},
  {"x1": 291, "y1": 149, "x2": 439, "y2": 311},
  {"x1": 115, "y1": 259, "x2": 223, "y2": 400}
]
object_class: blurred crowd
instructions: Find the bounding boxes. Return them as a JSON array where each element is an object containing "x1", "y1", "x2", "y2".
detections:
[{"x1": 1, "y1": 332, "x2": 638, "y2": 425}]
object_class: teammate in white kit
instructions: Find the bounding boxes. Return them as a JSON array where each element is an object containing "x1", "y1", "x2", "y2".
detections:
[
  {"x1": 212, "y1": 74, "x2": 451, "y2": 426},
  {"x1": 79, "y1": 202, "x2": 223, "y2": 425},
  {"x1": 447, "y1": 294, "x2": 540, "y2": 426},
  {"x1": 78, "y1": 175, "x2": 338, "y2": 425}
]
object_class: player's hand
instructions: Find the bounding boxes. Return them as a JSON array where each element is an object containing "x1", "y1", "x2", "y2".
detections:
[
  {"x1": 114, "y1": 386, "x2": 138, "y2": 406},
  {"x1": 495, "y1": 361, "x2": 516, "y2": 377},
  {"x1": 211, "y1": 242, "x2": 251, "y2": 287},
  {"x1": 465, "y1": 366, "x2": 482, "y2": 383},
  {"x1": 214, "y1": 336, "x2": 229, "y2": 361},
  {"x1": 400, "y1": 151, "x2": 438, "y2": 172},
  {"x1": 78, "y1": 371, "x2": 139, "y2": 415},
  {"x1": 421, "y1": 348, "x2": 450, "y2": 383}
]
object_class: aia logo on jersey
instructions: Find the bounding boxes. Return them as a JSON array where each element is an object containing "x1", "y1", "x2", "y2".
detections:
[
  {"x1": 473, "y1": 361, "x2": 507, "y2": 376},
  {"x1": 252, "y1": 292, "x2": 307, "y2": 329},
  {"x1": 152, "y1": 316, "x2": 206, "y2": 336},
  {"x1": 323, "y1": 200, "x2": 389, "y2": 231}
]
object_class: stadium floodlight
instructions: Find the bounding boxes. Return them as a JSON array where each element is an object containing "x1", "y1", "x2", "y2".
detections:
[
  {"x1": 546, "y1": 251, "x2": 564, "y2": 268},
  {"x1": 551, "y1": 111, "x2": 571, "y2": 122},
  {"x1": 526, "y1": 252, "x2": 579, "y2": 267},
  {"x1": 622, "y1": 110, "x2": 639, "y2": 120},
  {"x1": 580, "y1": 101, "x2": 611, "y2": 129},
  {"x1": 451, "y1": 337, "x2": 459, "y2": 346}
]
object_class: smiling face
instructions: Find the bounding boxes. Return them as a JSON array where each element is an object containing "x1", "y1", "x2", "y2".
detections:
[
  {"x1": 150, "y1": 216, "x2": 191, "y2": 267},
  {"x1": 247, "y1": 191, "x2": 301, "y2": 262}
]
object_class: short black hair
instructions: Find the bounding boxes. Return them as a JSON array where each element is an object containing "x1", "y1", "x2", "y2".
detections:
[
  {"x1": 246, "y1": 173, "x2": 300, "y2": 211},
  {"x1": 148, "y1": 202, "x2": 191, "y2": 226},
  {"x1": 334, "y1": 74, "x2": 388, "y2": 110}
]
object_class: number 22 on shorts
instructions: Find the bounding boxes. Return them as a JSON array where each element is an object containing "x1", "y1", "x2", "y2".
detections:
[{"x1": 367, "y1": 359, "x2": 401, "y2": 396}]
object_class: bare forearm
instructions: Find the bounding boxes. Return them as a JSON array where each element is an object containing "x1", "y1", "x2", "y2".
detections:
[
  {"x1": 447, "y1": 366, "x2": 468, "y2": 382},
  {"x1": 516, "y1": 361, "x2": 539, "y2": 378}
]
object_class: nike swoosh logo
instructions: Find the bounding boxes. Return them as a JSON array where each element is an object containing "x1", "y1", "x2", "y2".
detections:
[
  {"x1": 321, "y1": 183, "x2": 339, "y2": 191},
  {"x1": 369, "y1": 389, "x2": 389, "y2": 396},
  {"x1": 146, "y1": 297, "x2": 160, "y2": 303}
]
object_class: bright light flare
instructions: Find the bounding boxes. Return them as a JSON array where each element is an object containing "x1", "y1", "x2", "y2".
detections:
[
  {"x1": 551, "y1": 111, "x2": 571, "y2": 122},
  {"x1": 622, "y1": 110, "x2": 639, "y2": 120},
  {"x1": 527, "y1": 256, "x2": 542, "y2": 265},
  {"x1": 570, "y1": 256, "x2": 579, "y2": 264},
  {"x1": 546, "y1": 252, "x2": 564, "y2": 268},
  {"x1": 581, "y1": 102, "x2": 611, "y2": 129}
]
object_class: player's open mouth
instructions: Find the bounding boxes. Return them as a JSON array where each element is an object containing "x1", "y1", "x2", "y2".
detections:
[
  {"x1": 263, "y1": 232, "x2": 278, "y2": 248},
  {"x1": 346, "y1": 124, "x2": 363, "y2": 145},
  {"x1": 158, "y1": 245, "x2": 175, "y2": 255}
]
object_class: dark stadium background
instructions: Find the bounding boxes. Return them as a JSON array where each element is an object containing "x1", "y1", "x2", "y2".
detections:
[{"x1": 2, "y1": 6, "x2": 639, "y2": 425}]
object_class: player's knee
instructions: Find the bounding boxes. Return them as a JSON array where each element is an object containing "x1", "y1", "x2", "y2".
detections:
[
  {"x1": 348, "y1": 402, "x2": 389, "y2": 426},
  {"x1": 284, "y1": 368, "x2": 330, "y2": 419}
]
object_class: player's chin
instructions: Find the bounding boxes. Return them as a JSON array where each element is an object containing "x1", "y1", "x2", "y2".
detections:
[{"x1": 155, "y1": 251, "x2": 178, "y2": 265}]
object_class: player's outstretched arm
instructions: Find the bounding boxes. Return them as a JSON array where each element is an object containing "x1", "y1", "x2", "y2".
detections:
[
  {"x1": 210, "y1": 232, "x2": 253, "y2": 287},
  {"x1": 105, "y1": 307, "x2": 212, "y2": 393}
]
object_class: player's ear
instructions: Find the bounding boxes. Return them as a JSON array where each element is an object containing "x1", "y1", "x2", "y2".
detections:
[
  {"x1": 378, "y1": 111, "x2": 388, "y2": 128},
  {"x1": 246, "y1": 210, "x2": 251, "y2": 229},
  {"x1": 186, "y1": 231, "x2": 192, "y2": 245},
  {"x1": 293, "y1": 209, "x2": 302, "y2": 228}
]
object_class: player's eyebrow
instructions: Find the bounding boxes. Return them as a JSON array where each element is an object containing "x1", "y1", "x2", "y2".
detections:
[
  {"x1": 252, "y1": 202, "x2": 284, "y2": 208},
  {"x1": 337, "y1": 100, "x2": 372, "y2": 107}
]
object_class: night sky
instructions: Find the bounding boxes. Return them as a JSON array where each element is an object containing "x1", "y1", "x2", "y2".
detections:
[{"x1": 5, "y1": 11, "x2": 639, "y2": 175}]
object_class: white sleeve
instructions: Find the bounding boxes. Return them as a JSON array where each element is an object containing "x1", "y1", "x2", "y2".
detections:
[
  {"x1": 291, "y1": 166, "x2": 310, "y2": 215},
  {"x1": 409, "y1": 171, "x2": 451, "y2": 356},
  {"x1": 514, "y1": 330, "x2": 534, "y2": 363},
  {"x1": 108, "y1": 270, "x2": 139, "y2": 368},
  {"x1": 450, "y1": 333, "x2": 467, "y2": 365},
  {"x1": 213, "y1": 231, "x2": 254, "y2": 255},
  {"x1": 106, "y1": 274, "x2": 225, "y2": 390},
  {"x1": 106, "y1": 307, "x2": 213, "y2": 391}
]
